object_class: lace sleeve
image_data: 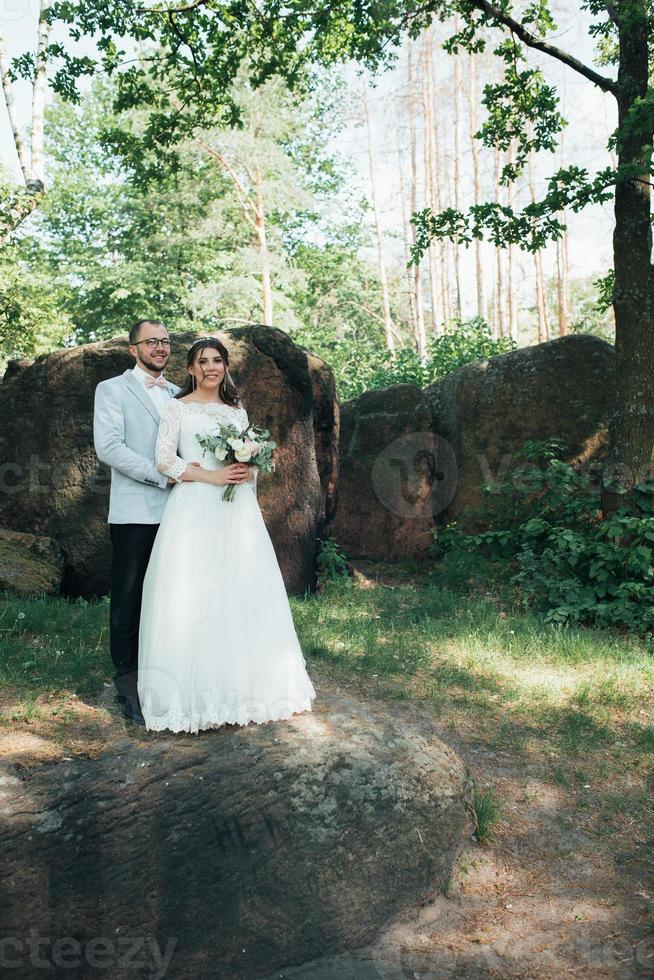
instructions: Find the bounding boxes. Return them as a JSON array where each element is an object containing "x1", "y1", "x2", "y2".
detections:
[{"x1": 155, "y1": 400, "x2": 187, "y2": 483}]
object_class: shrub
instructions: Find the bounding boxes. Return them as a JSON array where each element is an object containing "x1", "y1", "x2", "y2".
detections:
[
  {"x1": 429, "y1": 439, "x2": 654, "y2": 634},
  {"x1": 315, "y1": 536, "x2": 351, "y2": 588}
]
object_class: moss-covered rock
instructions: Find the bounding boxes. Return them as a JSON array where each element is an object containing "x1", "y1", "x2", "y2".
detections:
[{"x1": 0, "y1": 528, "x2": 66, "y2": 596}]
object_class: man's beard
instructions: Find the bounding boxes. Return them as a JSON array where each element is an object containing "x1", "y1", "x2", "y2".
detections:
[{"x1": 139, "y1": 352, "x2": 169, "y2": 374}]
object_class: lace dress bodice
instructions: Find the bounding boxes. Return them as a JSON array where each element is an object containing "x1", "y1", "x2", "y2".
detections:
[{"x1": 155, "y1": 398, "x2": 252, "y2": 483}]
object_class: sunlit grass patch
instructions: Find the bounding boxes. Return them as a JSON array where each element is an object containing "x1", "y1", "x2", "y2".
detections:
[{"x1": 572, "y1": 669, "x2": 652, "y2": 711}]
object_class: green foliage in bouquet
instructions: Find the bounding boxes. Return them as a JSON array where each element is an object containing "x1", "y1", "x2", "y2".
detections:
[{"x1": 196, "y1": 421, "x2": 276, "y2": 502}]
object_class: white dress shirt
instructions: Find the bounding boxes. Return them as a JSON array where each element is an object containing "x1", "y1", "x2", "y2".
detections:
[{"x1": 132, "y1": 363, "x2": 170, "y2": 417}]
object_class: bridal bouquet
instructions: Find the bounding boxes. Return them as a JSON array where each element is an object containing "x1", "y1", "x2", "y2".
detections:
[{"x1": 196, "y1": 422, "x2": 276, "y2": 502}]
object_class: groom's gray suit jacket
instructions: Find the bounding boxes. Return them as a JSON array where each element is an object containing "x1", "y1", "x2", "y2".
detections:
[{"x1": 93, "y1": 369, "x2": 181, "y2": 524}]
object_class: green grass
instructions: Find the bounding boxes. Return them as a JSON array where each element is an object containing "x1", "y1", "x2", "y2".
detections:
[
  {"x1": 290, "y1": 577, "x2": 654, "y2": 825},
  {"x1": 1, "y1": 577, "x2": 652, "y2": 835},
  {"x1": 0, "y1": 592, "x2": 109, "y2": 698},
  {"x1": 471, "y1": 786, "x2": 502, "y2": 845}
]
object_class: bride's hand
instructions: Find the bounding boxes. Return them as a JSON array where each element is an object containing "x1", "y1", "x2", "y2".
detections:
[{"x1": 212, "y1": 463, "x2": 250, "y2": 486}]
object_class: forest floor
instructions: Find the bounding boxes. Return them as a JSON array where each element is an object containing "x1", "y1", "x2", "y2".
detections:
[{"x1": 0, "y1": 560, "x2": 652, "y2": 979}]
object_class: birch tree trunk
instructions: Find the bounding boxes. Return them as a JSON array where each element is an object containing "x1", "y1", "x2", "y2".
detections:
[
  {"x1": 0, "y1": 1, "x2": 51, "y2": 242},
  {"x1": 31, "y1": 0, "x2": 52, "y2": 186}
]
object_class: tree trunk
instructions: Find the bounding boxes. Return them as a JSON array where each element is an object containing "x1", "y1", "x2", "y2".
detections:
[
  {"x1": 0, "y1": 33, "x2": 31, "y2": 184},
  {"x1": 0, "y1": 14, "x2": 47, "y2": 243},
  {"x1": 397, "y1": 138, "x2": 417, "y2": 335},
  {"x1": 562, "y1": 221, "x2": 570, "y2": 332},
  {"x1": 430, "y1": 60, "x2": 451, "y2": 328},
  {"x1": 363, "y1": 85, "x2": 395, "y2": 351},
  {"x1": 556, "y1": 233, "x2": 569, "y2": 336},
  {"x1": 493, "y1": 146, "x2": 506, "y2": 337},
  {"x1": 200, "y1": 140, "x2": 273, "y2": 327},
  {"x1": 506, "y1": 141, "x2": 518, "y2": 340},
  {"x1": 407, "y1": 41, "x2": 426, "y2": 357},
  {"x1": 254, "y1": 164, "x2": 273, "y2": 326},
  {"x1": 422, "y1": 32, "x2": 442, "y2": 335},
  {"x1": 528, "y1": 150, "x2": 549, "y2": 342},
  {"x1": 602, "y1": 4, "x2": 654, "y2": 513},
  {"x1": 31, "y1": 0, "x2": 52, "y2": 186},
  {"x1": 452, "y1": 25, "x2": 463, "y2": 319},
  {"x1": 468, "y1": 50, "x2": 486, "y2": 322}
]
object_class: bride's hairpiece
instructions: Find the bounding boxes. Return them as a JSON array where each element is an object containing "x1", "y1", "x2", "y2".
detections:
[{"x1": 188, "y1": 336, "x2": 219, "y2": 352}]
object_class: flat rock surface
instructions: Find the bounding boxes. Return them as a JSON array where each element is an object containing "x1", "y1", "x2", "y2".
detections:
[{"x1": 0, "y1": 688, "x2": 473, "y2": 980}]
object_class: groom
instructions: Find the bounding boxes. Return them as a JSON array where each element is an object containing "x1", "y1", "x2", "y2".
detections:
[{"x1": 93, "y1": 319, "x2": 184, "y2": 725}]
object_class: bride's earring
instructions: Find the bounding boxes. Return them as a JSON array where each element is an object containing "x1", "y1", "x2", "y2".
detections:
[{"x1": 191, "y1": 374, "x2": 196, "y2": 392}]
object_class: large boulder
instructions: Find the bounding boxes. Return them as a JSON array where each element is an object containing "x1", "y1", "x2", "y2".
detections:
[
  {"x1": 0, "y1": 528, "x2": 66, "y2": 596},
  {"x1": 332, "y1": 383, "x2": 451, "y2": 561},
  {"x1": 0, "y1": 326, "x2": 338, "y2": 597},
  {"x1": 0, "y1": 689, "x2": 474, "y2": 980},
  {"x1": 425, "y1": 333, "x2": 615, "y2": 530},
  {"x1": 332, "y1": 335, "x2": 615, "y2": 560}
]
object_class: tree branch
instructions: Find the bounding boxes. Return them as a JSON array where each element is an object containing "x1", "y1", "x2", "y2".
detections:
[
  {"x1": 197, "y1": 139, "x2": 258, "y2": 229},
  {"x1": 462, "y1": 0, "x2": 618, "y2": 95},
  {"x1": 138, "y1": 0, "x2": 212, "y2": 13},
  {"x1": 0, "y1": 30, "x2": 32, "y2": 186},
  {"x1": 0, "y1": 185, "x2": 44, "y2": 244}
]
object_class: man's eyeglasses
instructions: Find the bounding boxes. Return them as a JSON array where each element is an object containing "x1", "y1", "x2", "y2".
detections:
[{"x1": 134, "y1": 338, "x2": 171, "y2": 350}]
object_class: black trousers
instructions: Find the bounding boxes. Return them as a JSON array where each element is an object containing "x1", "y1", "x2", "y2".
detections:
[{"x1": 109, "y1": 523, "x2": 159, "y2": 699}]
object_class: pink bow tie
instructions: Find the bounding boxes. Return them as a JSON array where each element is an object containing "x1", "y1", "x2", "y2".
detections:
[{"x1": 145, "y1": 376, "x2": 168, "y2": 389}]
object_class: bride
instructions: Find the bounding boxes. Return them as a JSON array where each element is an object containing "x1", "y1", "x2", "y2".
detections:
[{"x1": 137, "y1": 336, "x2": 317, "y2": 734}]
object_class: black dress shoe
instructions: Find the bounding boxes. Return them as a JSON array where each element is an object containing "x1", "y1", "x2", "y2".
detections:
[{"x1": 121, "y1": 698, "x2": 146, "y2": 726}]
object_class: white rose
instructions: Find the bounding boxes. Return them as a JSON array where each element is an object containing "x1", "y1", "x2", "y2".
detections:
[
  {"x1": 227, "y1": 437, "x2": 244, "y2": 450},
  {"x1": 235, "y1": 448, "x2": 251, "y2": 462},
  {"x1": 247, "y1": 428, "x2": 256, "y2": 439},
  {"x1": 214, "y1": 447, "x2": 228, "y2": 461}
]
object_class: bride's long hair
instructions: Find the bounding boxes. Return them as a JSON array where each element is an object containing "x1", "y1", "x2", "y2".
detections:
[{"x1": 175, "y1": 336, "x2": 241, "y2": 406}]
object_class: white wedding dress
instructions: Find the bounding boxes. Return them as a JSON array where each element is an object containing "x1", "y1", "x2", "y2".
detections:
[{"x1": 137, "y1": 397, "x2": 317, "y2": 734}]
